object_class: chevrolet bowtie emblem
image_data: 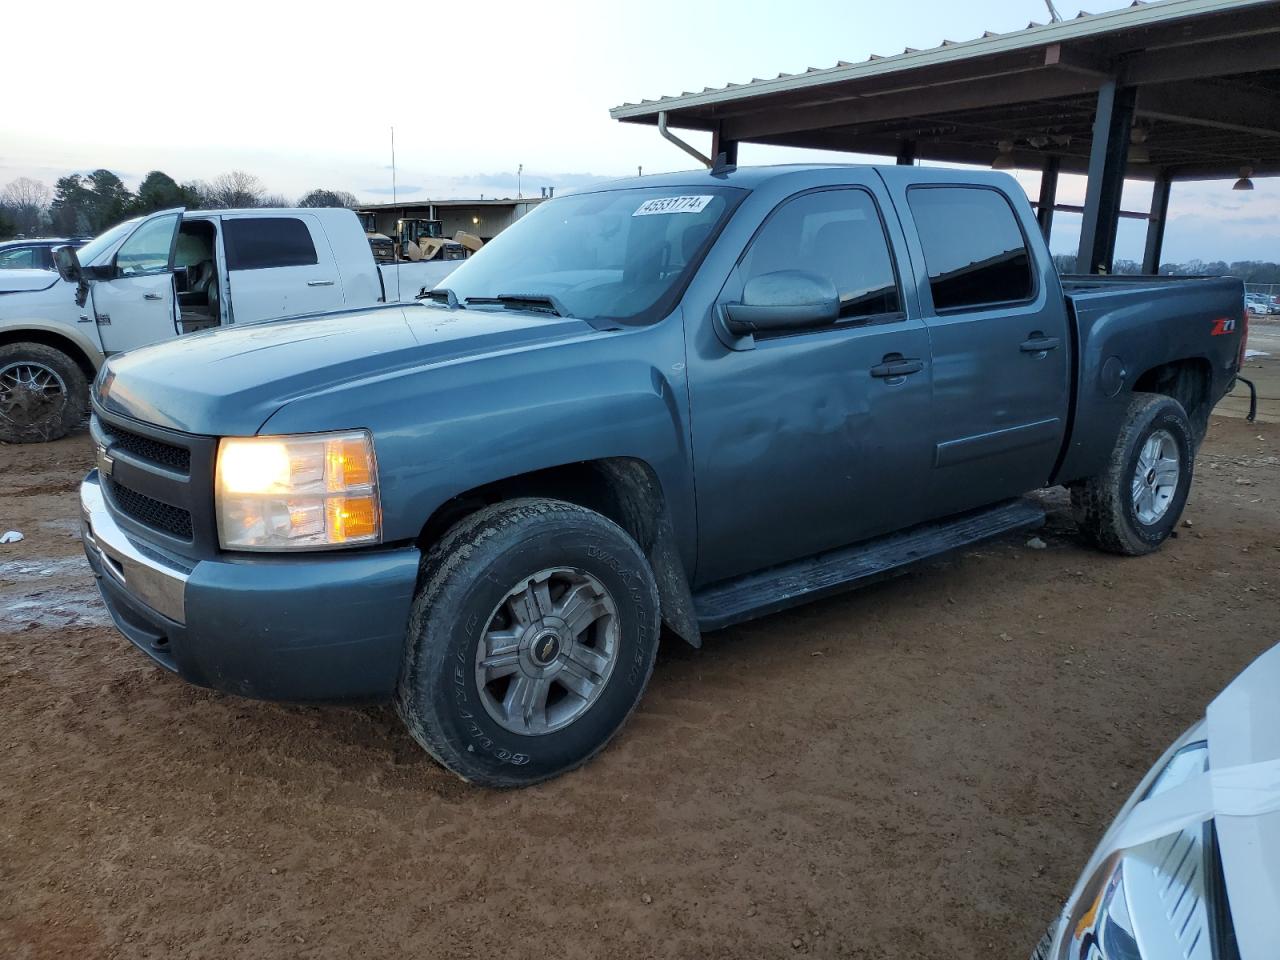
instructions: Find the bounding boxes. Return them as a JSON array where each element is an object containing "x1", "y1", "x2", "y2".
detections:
[{"x1": 96, "y1": 443, "x2": 114, "y2": 477}]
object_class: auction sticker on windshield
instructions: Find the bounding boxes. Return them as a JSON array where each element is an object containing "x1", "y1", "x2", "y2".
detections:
[{"x1": 633, "y1": 196, "x2": 714, "y2": 217}]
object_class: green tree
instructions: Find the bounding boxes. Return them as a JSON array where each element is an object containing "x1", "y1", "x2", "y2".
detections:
[
  {"x1": 49, "y1": 174, "x2": 94, "y2": 235},
  {"x1": 85, "y1": 169, "x2": 132, "y2": 230},
  {"x1": 0, "y1": 207, "x2": 17, "y2": 241},
  {"x1": 49, "y1": 170, "x2": 135, "y2": 235},
  {"x1": 132, "y1": 170, "x2": 200, "y2": 214}
]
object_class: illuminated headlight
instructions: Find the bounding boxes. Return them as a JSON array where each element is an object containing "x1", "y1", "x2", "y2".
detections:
[
  {"x1": 215, "y1": 431, "x2": 381, "y2": 551},
  {"x1": 1058, "y1": 742, "x2": 1211, "y2": 960}
]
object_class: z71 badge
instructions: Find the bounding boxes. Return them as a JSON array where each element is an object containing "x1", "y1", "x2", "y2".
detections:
[{"x1": 1211, "y1": 316, "x2": 1237, "y2": 336}]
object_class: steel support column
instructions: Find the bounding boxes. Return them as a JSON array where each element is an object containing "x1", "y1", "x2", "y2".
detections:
[
  {"x1": 1142, "y1": 174, "x2": 1171, "y2": 275},
  {"x1": 1077, "y1": 80, "x2": 1136, "y2": 275},
  {"x1": 1037, "y1": 156, "x2": 1060, "y2": 240},
  {"x1": 710, "y1": 127, "x2": 739, "y2": 166},
  {"x1": 896, "y1": 140, "x2": 917, "y2": 166}
]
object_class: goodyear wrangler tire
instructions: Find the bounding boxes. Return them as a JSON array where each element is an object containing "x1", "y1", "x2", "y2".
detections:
[
  {"x1": 1070, "y1": 392, "x2": 1195, "y2": 556},
  {"x1": 396, "y1": 498, "x2": 660, "y2": 787}
]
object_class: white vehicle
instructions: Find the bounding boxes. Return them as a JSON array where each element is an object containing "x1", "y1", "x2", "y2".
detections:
[
  {"x1": 0, "y1": 207, "x2": 458, "y2": 443},
  {"x1": 1035, "y1": 642, "x2": 1280, "y2": 960}
]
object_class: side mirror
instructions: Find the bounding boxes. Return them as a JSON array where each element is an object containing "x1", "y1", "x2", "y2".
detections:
[
  {"x1": 723, "y1": 270, "x2": 839, "y2": 335},
  {"x1": 52, "y1": 245, "x2": 83, "y2": 284}
]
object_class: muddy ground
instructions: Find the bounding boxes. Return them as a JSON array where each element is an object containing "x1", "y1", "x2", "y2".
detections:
[{"x1": 1, "y1": 356, "x2": 1276, "y2": 960}]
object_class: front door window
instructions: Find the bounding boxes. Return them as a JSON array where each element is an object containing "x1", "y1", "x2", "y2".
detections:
[{"x1": 116, "y1": 213, "x2": 180, "y2": 277}]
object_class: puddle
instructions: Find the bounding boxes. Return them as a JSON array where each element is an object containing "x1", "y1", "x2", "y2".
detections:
[{"x1": 0, "y1": 555, "x2": 110, "y2": 630}]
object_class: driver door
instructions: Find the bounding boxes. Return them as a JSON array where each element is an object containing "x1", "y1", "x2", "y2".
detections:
[
  {"x1": 689, "y1": 185, "x2": 936, "y2": 586},
  {"x1": 90, "y1": 209, "x2": 183, "y2": 353}
]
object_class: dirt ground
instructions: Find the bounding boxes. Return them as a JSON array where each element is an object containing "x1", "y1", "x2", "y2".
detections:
[{"x1": 1, "y1": 358, "x2": 1276, "y2": 960}]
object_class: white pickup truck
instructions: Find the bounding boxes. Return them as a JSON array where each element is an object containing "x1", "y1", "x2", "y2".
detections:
[{"x1": 0, "y1": 207, "x2": 459, "y2": 443}]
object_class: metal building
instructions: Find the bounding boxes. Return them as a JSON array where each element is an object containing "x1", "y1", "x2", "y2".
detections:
[
  {"x1": 610, "y1": 0, "x2": 1280, "y2": 274},
  {"x1": 355, "y1": 198, "x2": 543, "y2": 244}
]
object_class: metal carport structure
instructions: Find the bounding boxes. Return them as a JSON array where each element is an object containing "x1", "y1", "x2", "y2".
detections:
[{"x1": 610, "y1": 0, "x2": 1280, "y2": 274}]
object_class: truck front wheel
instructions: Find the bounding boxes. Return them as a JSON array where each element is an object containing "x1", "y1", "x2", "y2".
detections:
[
  {"x1": 0, "y1": 342, "x2": 88, "y2": 444},
  {"x1": 396, "y1": 498, "x2": 661, "y2": 787},
  {"x1": 1070, "y1": 392, "x2": 1195, "y2": 555}
]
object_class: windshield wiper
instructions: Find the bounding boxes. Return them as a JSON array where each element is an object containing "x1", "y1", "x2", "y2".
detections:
[
  {"x1": 421, "y1": 288, "x2": 461, "y2": 308},
  {"x1": 464, "y1": 293, "x2": 572, "y2": 318}
]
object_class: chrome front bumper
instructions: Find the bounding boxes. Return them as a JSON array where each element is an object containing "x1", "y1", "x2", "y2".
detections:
[
  {"x1": 80, "y1": 473, "x2": 189, "y2": 624},
  {"x1": 80, "y1": 470, "x2": 420, "y2": 701}
]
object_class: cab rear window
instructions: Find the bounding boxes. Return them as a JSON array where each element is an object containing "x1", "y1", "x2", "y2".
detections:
[{"x1": 224, "y1": 218, "x2": 318, "y2": 271}]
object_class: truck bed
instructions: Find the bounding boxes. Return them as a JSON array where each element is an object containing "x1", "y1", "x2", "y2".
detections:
[
  {"x1": 1053, "y1": 272, "x2": 1245, "y2": 486},
  {"x1": 1060, "y1": 272, "x2": 1241, "y2": 296}
]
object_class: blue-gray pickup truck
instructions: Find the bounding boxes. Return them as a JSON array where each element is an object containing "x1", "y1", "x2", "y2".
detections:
[{"x1": 79, "y1": 165, "x2": 1248, "y2": 786}]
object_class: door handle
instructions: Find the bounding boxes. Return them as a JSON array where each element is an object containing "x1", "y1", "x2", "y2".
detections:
[
  {"x1": 1020, "y1": 334, "x2": 1061, "y2": 353},
  {"x1": 870, "y1": 355, "x2": 924, "y2": 378},
  {"x1": 144, "y1": 292, "x2": 163, "y2": 301},
  {"x1": 307, "y1": 279, "x2": 335, "y2": 287}
]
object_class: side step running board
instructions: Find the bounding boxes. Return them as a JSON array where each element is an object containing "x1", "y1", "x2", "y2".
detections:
[{"x1": 693, "y1": 498, "x2": 1046, "y2": 632}]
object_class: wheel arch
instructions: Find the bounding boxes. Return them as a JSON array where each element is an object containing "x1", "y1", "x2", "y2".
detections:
[
  {"x1": 1132, "y1": 356, "x2": 1213, "y2": 448},
  {"x1": 0, "y1": 324, "x2": 102, "y2": 384},
  {"x1": 417, "y1": 456, "x2": 701, "y2": 648}
]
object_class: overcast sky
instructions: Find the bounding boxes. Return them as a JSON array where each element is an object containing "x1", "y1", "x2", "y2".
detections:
[{"x1": 3, "y1": 0, "x2": 1275, "y2": 263}]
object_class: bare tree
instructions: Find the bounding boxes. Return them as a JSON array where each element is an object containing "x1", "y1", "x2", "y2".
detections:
[
  {"x1": 1, "y1": 177, "x2": 51, "y2": 235},
  {"x1": 297, "y1": 188, "x2": 360, "y2": 208},
  {"x1": 258, "y1": 193, "x2": 294, "y2": 208},
  {"x1": 201, "y1": 170, "x2": 267, "y2": 208}
]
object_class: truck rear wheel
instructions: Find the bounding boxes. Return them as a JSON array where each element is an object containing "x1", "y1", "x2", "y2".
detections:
[
  {"x1": 1070, "y1": 393, "x2": 1194, "y2": 556},
  {"x1": 0, "y1": 342, "x2": 88, "y2": 444},
  {"x1": 396, "y1": 498, "x2": 660, "y2": 787}
]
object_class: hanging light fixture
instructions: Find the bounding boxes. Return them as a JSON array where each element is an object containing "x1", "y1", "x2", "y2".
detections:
[
  {"x1": 991, "y1": 140, "x2": 1016, "y2": 170},
  {"x1": 1129, "y1": 126, "x2": 1150, "y2": 164},
  {"x1": 1233, "y1": 166, "x2": 1255, "y2": 191}
]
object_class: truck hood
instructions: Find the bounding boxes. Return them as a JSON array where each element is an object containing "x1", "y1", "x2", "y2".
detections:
[
  {"x1": 98, "y1": 303, "x2": 601, "y2": 435},
  {"x1": 1206, "y1": 642, "x2": 1280, "y2": 960},
  {"x1": 0, "y1": 268, "x2": 60, "y2": 293}
]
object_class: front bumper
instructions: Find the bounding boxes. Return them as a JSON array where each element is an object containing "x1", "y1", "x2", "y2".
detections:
[{"x1": 81, "y1": 471, "x2": 420, "y2": 701}]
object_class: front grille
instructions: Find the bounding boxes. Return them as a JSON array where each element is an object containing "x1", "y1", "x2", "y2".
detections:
[
  {"x1": 92, "y1": 407, "x2": 216, "y2": 557},
  {"x1": 101, "y1": 424, "x2": 191, "y2": 473},
  {"x1": 106, "y1": 478, "x2": 194, "y2": 541}
]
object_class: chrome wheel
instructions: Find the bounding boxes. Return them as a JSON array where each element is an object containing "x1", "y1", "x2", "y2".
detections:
[
  {"x1": 1131, "y1": 428, "x2": 1180, "y2": 525},
  {"x1": 474, "y1": 567, "x2": 620, "y2": 736},
  {"x1": 0, "y1": 360, "x2": 67, "y2": 429}
]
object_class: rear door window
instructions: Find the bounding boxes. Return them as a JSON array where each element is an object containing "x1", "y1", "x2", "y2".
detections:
[
  {"x1": 907, "y1": 187, "x2": 1034, "y2": 311},
  {"x1": 223, "y1": 217, "x2": 318, "y2": 271},
  {"x1": 0, "y1": 246, "x2": 37, "y2": 269}
]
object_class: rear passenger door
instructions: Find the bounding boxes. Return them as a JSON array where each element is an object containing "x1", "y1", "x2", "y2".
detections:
[
  {"x1": 901, "y1": 184, "x2": 1070, "y2": 516},
  {"x1": 221, "y1": 214, "x2": 344, "y2": 324},
  {"x1": 690, "y1": 184, "x2": 936, "y2": 586}
]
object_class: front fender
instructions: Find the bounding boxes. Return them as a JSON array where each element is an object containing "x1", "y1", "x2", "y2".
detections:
[{"x1": 257, "y1": 316, "x2": 697, "y2": 571}]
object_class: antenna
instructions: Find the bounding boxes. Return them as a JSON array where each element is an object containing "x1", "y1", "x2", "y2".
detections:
[
  {"x1": 518, "y1": 163, "x2": 523, "y2": 198},
  {"x1": 1043, "y1": 0, "x2": 1063, "y2": 22},
  {"x1": 390, "y1": 125, "x2": 400, "y2": 302}
]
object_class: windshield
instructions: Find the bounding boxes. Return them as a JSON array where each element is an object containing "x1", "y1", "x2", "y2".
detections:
[
  {"x1": 440, "y1": 185, "x2": 743, "y2": 324},
  {"x1": 76, "y1": 217, "x2": 143, "y2": 266}
]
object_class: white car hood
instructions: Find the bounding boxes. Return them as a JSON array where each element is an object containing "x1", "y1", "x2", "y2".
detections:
[
  {"x1": 1207, "y1": 642, "x2": 1280, "y2": 960},
  {"x1": 0, "y1": 268, "x2": 60, "y2": 293}
]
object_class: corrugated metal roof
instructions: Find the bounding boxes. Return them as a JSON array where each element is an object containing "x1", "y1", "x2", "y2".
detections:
[{"x1": 609, "y1": 0, "x2": 1273, "y2": 119}]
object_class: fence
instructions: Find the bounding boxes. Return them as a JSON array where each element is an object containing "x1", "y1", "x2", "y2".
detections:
[{"x1": 1245, "y1": 283, "x2": 1279, "y2": 309}]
